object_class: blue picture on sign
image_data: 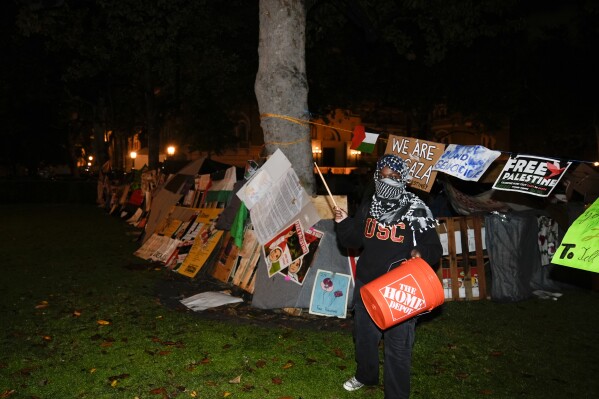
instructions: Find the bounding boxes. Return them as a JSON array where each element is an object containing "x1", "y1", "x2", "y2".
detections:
[{"x1": 309, "y1": 269, "x2": 352, "y2": 318}]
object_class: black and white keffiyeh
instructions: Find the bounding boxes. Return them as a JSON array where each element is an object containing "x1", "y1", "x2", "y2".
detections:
[{"x1": 370, "y1": 154, "x2": 437, "y2": 231}]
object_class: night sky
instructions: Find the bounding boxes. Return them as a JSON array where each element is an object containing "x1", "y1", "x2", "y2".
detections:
[{"x1": 1, "y1": 0, "x2": 598, "y2": 176}]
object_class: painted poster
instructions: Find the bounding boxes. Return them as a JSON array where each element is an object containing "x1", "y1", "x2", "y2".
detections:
[
  {"x1": 309, "y1": 270, "x2": 352, "y2": 318},
  {"x1": 263, "y1": 220, "x2": 309, "y2": 278},
  {"x1": 552, "y1": 198, "x2": 599, "y2": 273},
  {"x1": 280, "y1": 227, "x2": 324, "y2": 285},
  {"x1": 492, "y1": 154, "x2": 572, "y2": 197},
  {"x1": 433, "y1": 144, "x2": 501, "y2": 181},
  {"x1": 385, "y1": 135, "x2": 446, "y2": 192},
  {"x1": 178, "y1": 208, "x2": 224, "y2": 278}
]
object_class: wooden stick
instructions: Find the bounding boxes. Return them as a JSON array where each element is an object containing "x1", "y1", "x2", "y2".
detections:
[{"x1": 314, "y1": 162, "x2": 338, "y2": 209}]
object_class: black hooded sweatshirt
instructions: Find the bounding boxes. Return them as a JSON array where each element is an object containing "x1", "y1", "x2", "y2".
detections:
[{"x1": 336, "y1": 200, "x2": 443, "y2": 285}]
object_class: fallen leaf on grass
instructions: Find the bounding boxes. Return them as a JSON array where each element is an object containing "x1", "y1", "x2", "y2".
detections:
[
  {"x1": 479, "y1": 389, "x2": 494, "y2": 395},
  {"x1": 272, "y1": 377, "x2": 283, "y2": 385},
  {"x1": 35, "y1": 301, "x2": 49, "y2": 309},
  {"x1": 241, "y1": 384, "x2": 255, "y2": 392},
  {"x1": 256, "y1": 359, "x2": 267, "y2": 368},
  {"x1": 158, "y1": 350, "x2": 171, "y2": 356},
  {"x1": 282, "y1": 360, "x2": 294, "y2": 369},
  {"x1": 100, "y1": 341, "x2": 113, "y2": 348},
  {"x1": 455, "y1": 372, "x2": 470, "y2": 380},
  {"x1": 229, "y1": 375, "x2": 241, "y2": 384},
  {"x1": 149, "y1": 387, "x2": 168, "y2": 396},
  {"x1": 72, "y1": 310, "x2": 82, "y2": 317},
  {"x1": 151, "y1": 388, "x2": 169, "y2": 398},
  {"x1": 0, "y1": 390, "x2": 16, "y2": 398},
  {"x1": 333, "y1": 348, "x2": 345, "y2": 359},
  {"x1": 13, "y1": 367, "x2": 36, "y2": 377},
  {"x1": 42, "y1": 335, "x2": 52, "y2": 342},
  {"x1": 97, "y1": 320, "x2": 111, "y2": 326},
  {"x1": 223, "y1": 392, "x2": 232, "y2": 397}
]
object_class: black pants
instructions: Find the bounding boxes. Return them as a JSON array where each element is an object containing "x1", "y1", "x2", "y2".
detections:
[{"x1": 354, "y1": 284, "x2": 416, "y2": 399}]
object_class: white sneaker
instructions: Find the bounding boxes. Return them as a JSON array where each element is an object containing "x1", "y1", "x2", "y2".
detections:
[{"x1": 343, "y1": 376, "x2": 364, "y2": 391}]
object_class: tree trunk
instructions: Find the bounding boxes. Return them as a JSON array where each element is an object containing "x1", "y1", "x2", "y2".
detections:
[
  {"x1": 255, "y1": 0, "x2": 316, "y2": 194},
  {"x1": 145, "y1": 66, "x2": 160, "y2": 170}
]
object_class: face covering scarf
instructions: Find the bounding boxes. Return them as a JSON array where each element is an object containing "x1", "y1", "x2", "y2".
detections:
[{"x1": 369, "y1": 154, "x2": 437, "y2": 232}]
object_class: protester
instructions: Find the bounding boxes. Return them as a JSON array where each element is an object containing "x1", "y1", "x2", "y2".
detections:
[{"x1": 334, "y1": 153, "x2": 442, "y2": 399}]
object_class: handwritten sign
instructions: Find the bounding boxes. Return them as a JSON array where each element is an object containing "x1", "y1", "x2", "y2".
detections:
[
  {"x1": 385, "y1": 135, "x2": 445, "y2": 192},
  {"x1": 553, "y1": 198, "x2": 599, "y2": 273},
  {"x1": 433, "y1": 144, "x2": 501, "y2": 181}
]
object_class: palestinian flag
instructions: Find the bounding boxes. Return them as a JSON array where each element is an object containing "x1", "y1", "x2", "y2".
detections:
[
  {"x1": 206, "y1": 166, "x2": 237, "y2": 204},
  {"x1": 350, "y1": 125, "x2": 379, "y2": 153}
]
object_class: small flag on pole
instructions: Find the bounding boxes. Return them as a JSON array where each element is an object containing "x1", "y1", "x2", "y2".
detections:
[{"x1": 350, "y1": 125, "x2": 379, "y2": 153}]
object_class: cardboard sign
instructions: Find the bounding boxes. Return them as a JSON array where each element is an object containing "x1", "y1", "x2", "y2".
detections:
[
  {"x1": 308, "y1": 269, "x2": 352, "y2": 318},
  {"x1": 385, "y1": 135, "x2": 445, "y2": 192},
  {"x1": 178, "y1": 208, "x2": 224, "y2": 278},
  {"x1": 553, "y1": 198, "x2": 599, "y2": 273}
]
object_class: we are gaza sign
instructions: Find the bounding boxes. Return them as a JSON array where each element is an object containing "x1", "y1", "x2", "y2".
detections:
[{"x1": 385, "y1": 135, "x2": 445, "y2": 192}]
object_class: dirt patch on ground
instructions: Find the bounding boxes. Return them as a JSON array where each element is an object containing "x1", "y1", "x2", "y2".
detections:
[{"x1": 148, "y1": 264, "x2": 354, "y2": 332}]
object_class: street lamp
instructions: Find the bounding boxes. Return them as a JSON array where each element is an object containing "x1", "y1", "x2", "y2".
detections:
[
  {"x1": 167, "y1": 146, "x2": 176, "y2": 157},
  {"x1": 130, "y1": 151, "x2": 137, "y2": 170}
]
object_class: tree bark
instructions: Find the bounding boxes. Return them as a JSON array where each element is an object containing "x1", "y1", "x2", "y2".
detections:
[
  {"x1": 255, "y1": 0, "x2": 316, "y2": 194},
  {"x1": 145, "y1": 66, "x2": 160, "y2": 170}
]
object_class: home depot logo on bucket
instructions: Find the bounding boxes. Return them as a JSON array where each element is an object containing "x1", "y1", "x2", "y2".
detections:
[
  {"x1": 381, "y1": 275, "x2": 427, "y2": 319},
  {"x1": 360, "y1": 258, "x2": 444, "y2": 330}
]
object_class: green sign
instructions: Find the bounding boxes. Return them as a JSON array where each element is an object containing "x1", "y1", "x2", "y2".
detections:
[{"x1": 553, "y1": 198, "x2": 599, "y2": 273}]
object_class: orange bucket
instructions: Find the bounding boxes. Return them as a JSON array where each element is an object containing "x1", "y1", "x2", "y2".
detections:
[{"x1": 360, "y1": 257, "x2": 444, "y2": 330}]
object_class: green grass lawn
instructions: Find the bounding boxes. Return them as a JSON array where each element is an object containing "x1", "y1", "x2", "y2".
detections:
[{"x1": 1, "y1": 204, "x2": 598, "y2": 398}]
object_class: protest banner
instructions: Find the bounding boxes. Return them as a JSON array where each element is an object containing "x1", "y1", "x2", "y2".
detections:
[
  {"x1": 553, "y1": 198, "x2": 599, "y2": 273},
  {"x1": 385, "y1": 135, "x2": 445, "y2": 192},
  {"x1": 236, "y1": 149, "x2": 320, "y2": 244},
  {"x1": 279, "y1": 227, "x2": 324, "y2": 285},
  {"x1": 433, "y1": 144, "x2": 501, "y2": 181},
  {"x1": 492, "y1": 154, "x2": 572, "y2": 197},
  {"x1": 309, "y1": 269, "x2": 352, "y2": 318},
  {"x1": 263, "y1": 219, "x2": 309, "y2": 277},
  {"x1": 178, "y1": 208, "x2": 224, "y2": 278}
]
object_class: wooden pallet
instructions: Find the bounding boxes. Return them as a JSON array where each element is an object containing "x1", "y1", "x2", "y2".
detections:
[
  {"x1": 231, "y1": 229, "x2": 261, "y2": 294},
  {"x1": 436, "y1": 216, "x2": 488, "y2": 301},
  {"x1": 211, "y1": 228, "x2": 261, "y2": 294},
  {"x1": 212, "y1": 233, "x2": 240, "y2": 282}
]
